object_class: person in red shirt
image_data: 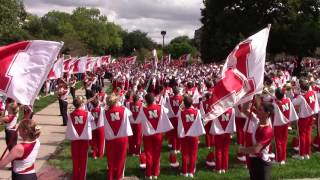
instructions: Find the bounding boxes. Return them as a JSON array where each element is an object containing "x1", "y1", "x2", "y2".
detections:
[
  {"x1": 66, "y1": 96, "x2": 94, "y2": 180},
  {"x1": 238, "y1": 103, "x2": 274, "y2": 180}
]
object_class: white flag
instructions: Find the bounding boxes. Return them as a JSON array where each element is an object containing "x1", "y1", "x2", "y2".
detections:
[{"x1": 0, "y1": 40, "x2": 63, "y2": 105}]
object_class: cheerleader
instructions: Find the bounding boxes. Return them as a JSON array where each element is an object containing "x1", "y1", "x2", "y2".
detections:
[
  {"x1": 104, "y1": 95, "x2": 133, "y2": 180},
  {"x1": 210, "y1": 108, "x2": 235, "y2": 174},
  {"x1": 177, "y1": 95, "x2": 205, "y2": 177},
  {"x1": 66, "y1": 96, "x2": 94, "y2": 180},
  {"x1": 134, "y1": 93, "x2": 173, "y2": 179},
  {"x1": 0, "y1": 120, "x2": 41, "y2": 180}
]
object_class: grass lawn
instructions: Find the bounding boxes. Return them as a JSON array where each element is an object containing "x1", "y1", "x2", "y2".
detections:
[{"x1": 49, "y1": 127, "x2": 320, "y2": 180}]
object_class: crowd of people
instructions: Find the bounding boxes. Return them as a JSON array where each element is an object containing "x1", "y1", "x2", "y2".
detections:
[{"x1": 1, "y1": 56, "x2": 320, "y2": 180}]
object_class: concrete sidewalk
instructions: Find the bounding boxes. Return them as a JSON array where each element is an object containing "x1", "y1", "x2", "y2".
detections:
[{"x1": 0, "y1": 90, "x2": 81, "y2": 179}]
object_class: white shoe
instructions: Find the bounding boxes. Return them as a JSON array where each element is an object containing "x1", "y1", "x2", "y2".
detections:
[
  {"x1": 237, "y1": 156, "x2": 246, "y2": 162},
  {"x1": 313, "y1": 143, "x2": 319, "y2": 148},
  {"x1": 280, "y1": 161, "x2": 286, "y2": 165},
  {"x1": 218, "y1": 170, "x2": 222, "y2": 174},
  {"x1": 189, "y1": 173, "x2": 194, "y2": 178},
  {"x1": 180, "y1": 173, "x2": 188, "y2": 177},
  {"x1": 153, "y1": 176, "x2": 158, "y2": 179},
  {"x1": 146, "y1": 176, "x2": 153, "y2": 180},
  {"x1": 292, "y1": 155, "x2": 304, "y2": 160},
  {"x1": 293, "y1": 146, "x2": 299, "y2": 151},
  {"x1": 222, "y1": 170, "x2": 226, "y2": 174},
  {"x1": 288, "y1": 126, "x2": 292, "y2": 130},
  {"x1": 304, "y1": 155, "x2": 310, "y2": 160}
]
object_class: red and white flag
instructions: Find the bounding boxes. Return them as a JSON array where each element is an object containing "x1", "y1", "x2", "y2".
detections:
[
  {"x1": 71, "y1": 56, "x2": 87, "y2": 74},
  {"x1": 0, "y1": 40, "x2": 63, "y2": 105},
  {"x1": 48, "y1": 56, "x2": 64, "y2": 80},
  {"x1": 100, "y1": 55, "x2": 110, "y2": 65},
  {"x1": 206, "y1": 25, "x2": 271, "y2": 120}
]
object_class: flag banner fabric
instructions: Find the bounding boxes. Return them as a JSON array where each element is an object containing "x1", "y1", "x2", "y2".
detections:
[
  {"x1": 207, "y1": 25, "x2": 271, "y2": 119},
  {"x1": 0, "y1": 40, "x2": 63, "y2": 105},
  {"x1": 48, "y1": 56, "x2": 64, "y2": 80}
]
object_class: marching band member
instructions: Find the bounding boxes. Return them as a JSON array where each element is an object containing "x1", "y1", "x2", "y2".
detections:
[
  {"x1": 90, "y1": 97, "x2": 105, "y2": 159},
  {"x1": 238, "y1": 103, "x2": 274, "y2": 180},
  {"x1": 177, "y1": 95, "x2": 205, "y2": 177},
  {"x1": 166, "y1": 86, "x2": 183, "y2": 167},
  {"x1": 134, "y1": 93, "x2": 173, "y2": 179},
  {"x1": 57, "y1": 81, "x2": 69, "y2": 126},
  {"x1": 292, "y1": 80, "x2": 319, "y2": 160},
  {"x1": 0, "y1": 101, "x2": 19, "y2": 151},
  {"x1": 273, "y1": 88, "x2": 298, "y2": 164},
  {"x1": 66, "y1": 96, "x2": 94, "y2": 180},
  {"x1": 234, "y1": 104, "x2": 247, "y2": 162},
  {"x1": 210, "y1": 108, "x2": 235, "y2": 174},
  {"x1": 104, "y1": 95, "x2": 133, "y2": 180},
  {"x1": 0, "y1": 120, "x2": 41, "y2": 180},
  {"x1": 200, "y1": 92, "x2": 214, "y2": 149},
  {"x1": 96, "y1": 85, "x2": 107, "y2": 106},
  {"x1": 128, "y1": 94, "x2": 143, "y2": 155}
]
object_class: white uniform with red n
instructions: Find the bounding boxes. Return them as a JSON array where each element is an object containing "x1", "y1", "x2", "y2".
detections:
[
  {"x1": 273, "y1": 97, "x2": 298, "y2": 162},
  {"x1": 13, "y1": 139, "x2": 40, "y2": 175},
  {"x1": 199, "y1": 98, "x2": 214, "y2": 148},
  {"x1": 104, "y1": 105, "x2": 133, "y2": 180},
  {"x1": 293, "y1": 90, "x2": 319, "y2": 156},
  {"x1": 210, "y1": 108, "x2": 235, "y2": 171},
  {"x1": 66, "y1": 108, "x2": 94, "y2": 180},
  {"x1": 166, "y1": 95, "x2": 183, "y2": 151},
  {"x1": 90, "y1": 106, "x2": 105, "y2": 159},
  {"x1": 135, "y1": 104, "x2": 173, "y2": 177},
  {"x1": 177, "y1": 107, "x2": 205, "y2": 175},
  {"x1": 128, "y1": 101, "x2": 143, "y2": 155},
  {"x1": 186, "y1": 87, "x2": 201, "y2": 107}
]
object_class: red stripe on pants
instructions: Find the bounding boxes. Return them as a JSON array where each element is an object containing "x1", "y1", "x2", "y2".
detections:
[
  {"x1": 71, "y1": 140, "x2": 89, "y2": 180},
  {"x1": 298, "y1": 116, "x2": 314, "y2": 156},
  {"x1": 274, "y1": 124, "x2": 288, "y2": 161},
  {"x1": 181, "y1": 136, "x2": 199, "y2": 174},
  {"x1": 129, "y1": 123, "x2": 142, "y2": 154},
  {"x1": 214, "y1": 133, "x2": 231, "y2": 170},
  {"x1": 106, "y1": 137, "x2": 128, "y2": 180},
  {"x1": 143, "y1": 133, "x2": 163, "y2": 177},
  {"x1": 91, "y1": 127, "x2": 105, "y2": 158}
]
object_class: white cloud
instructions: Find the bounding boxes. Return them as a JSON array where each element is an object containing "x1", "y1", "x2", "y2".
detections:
[{"x1": 23, "y1": 0, "x2": 203, "y2": 44}]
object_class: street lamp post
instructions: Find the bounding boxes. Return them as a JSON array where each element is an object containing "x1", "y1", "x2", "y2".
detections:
[{"x1": 161, "y1": 30, "x2": 166, "y2": 50}]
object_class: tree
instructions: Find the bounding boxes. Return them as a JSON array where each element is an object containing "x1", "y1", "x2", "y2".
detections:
[
  {"x1": 121, "y1": 30, "x2": 156, "y2": 56},
  {"x1": 0, "y1": 0, "x2": 28, "y2": 45},
  {"x1": 200, "y1": 0, "x2": 320, "y2": 64},
  {"x1": 166, "y1": 42, "x2": 197, "y2": 59},
  {"x1": 170, "y1": 36, "x2": 194, "y2": 46}
]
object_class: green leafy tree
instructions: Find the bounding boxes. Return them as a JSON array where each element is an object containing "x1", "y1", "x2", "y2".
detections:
[
  {"x1": 121, "y1": 30, "x2": 156, "y2": 56},
  {"x1": 166, "y1": 42, "x2": 197, "y2": 59},
  {"x1": 199, "y1": 0, "x2": 320, "y2": 64},
  {"x1": 0, "y1": 0, "x2": 28, "y2": 45}
]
